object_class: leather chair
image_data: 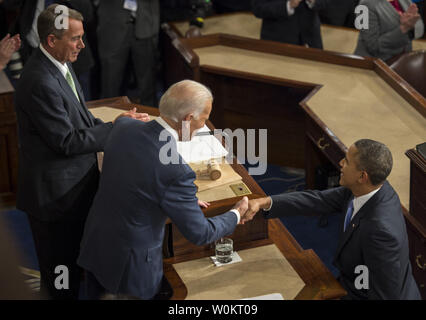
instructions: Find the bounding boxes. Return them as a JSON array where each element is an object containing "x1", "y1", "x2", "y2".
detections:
[{"x1": 390, "y1": 50, "x2": 426, "y2": 98}]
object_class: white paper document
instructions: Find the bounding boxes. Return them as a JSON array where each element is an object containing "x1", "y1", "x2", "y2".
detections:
[
  {"x1": 241, "y1": 293, "x2": 284, "y2": 300},
  {"x1": 176, "y1": 125, "x2": 228, "y2": 163}
]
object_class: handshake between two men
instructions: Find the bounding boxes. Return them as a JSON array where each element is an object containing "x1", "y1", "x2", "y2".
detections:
[{"x1": 229, "y1": 196, "x2": 272, "y2": 225}]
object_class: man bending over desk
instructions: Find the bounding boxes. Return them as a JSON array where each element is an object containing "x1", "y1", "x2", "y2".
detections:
[
  {"x1": 78, "y1": 80, "x2": 251, "y2": 300},
  {"x1": 246, "y1": 139, "x2": 421, "y2": 300}
]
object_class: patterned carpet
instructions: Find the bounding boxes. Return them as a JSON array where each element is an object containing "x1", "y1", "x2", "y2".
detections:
[{"x1": 245, "y1": 164, "x2": 340, "y2": 277}]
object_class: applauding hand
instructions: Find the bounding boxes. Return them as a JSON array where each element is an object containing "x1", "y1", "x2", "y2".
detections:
[
  {"x1": 399, "y1": 4, "x2": 420, "y2": 33},
  {"x1": 289, "y1": 0, "x2": 303, "y2": 9}
]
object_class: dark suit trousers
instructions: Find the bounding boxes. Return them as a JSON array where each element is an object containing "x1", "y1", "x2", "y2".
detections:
[
  {"x1": 28, "y1": 215, "x2": 86, "y2": 300},
  {"x1": 84, "y1": 271, "x2": 173, "y2": 300},
  {"x1": 99, "y1": 21, "x2": 158, "y2": 107}
]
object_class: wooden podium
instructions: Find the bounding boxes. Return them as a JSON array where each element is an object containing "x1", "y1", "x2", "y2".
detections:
[
  {"x1": 160, "y1": 19, "x2": 426, "y2": 297},
  {"x1": 87, "y1": 97, "x2": 346, "y2": 300}
]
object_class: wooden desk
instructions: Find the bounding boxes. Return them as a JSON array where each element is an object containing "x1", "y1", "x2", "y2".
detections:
[
  {"x1": 167, "y1": 12, "x2": 426, "y2": 55},
  {"x1": 87, "y1": 97, "x2": 346, "y2": 300},
  {"x1": 160, "y1": 30, "x2": 426, "y2": 296},
  {"x1": 0, "y1": 70, "x2": 17, "y2": 209},
  {"x1": 405, "y1": 148, "x2": 426, "y2": 299},
  {"x1": 161, "y1": 31, "x2": 426, "y2": 209}
]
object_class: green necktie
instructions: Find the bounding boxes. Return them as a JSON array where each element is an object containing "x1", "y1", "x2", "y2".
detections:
[{"x1": 65, "y1": 70, "x2": 80, "y2": 102}]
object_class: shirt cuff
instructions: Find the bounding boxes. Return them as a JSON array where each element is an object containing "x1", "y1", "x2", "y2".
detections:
[
  {"x1": 287, "y1": 1, "x2": 295, "y2": 16},
  {"x1": 230, "y1": 209, "x2": 241, "y2": 224},
  {"x1": 263, "y1": 196, "x2": 273, "y2": 212}
]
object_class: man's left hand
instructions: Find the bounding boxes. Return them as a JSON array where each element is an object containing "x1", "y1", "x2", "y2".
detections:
[
  {"x1": 114, "y1": 107, "x2": 150, "y2": 123},
  {"x1": 198, "y1": 199, "x2": 210, "y2": 208}
]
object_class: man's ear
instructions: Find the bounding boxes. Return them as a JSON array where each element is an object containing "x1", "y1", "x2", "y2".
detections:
[
  {"x1": 359, "y1": 171, "x2": 369, "y2": 184},
  {"x1": 46, "y1": 34, "x2": 56, "y2": 48},
  {"x1": 183, "y1": 113, "x2": 193, "y2": 122}
]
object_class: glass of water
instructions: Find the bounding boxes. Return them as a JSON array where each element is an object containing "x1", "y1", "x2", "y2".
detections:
[{"x1": 215, "y1": 237, "x2": 233, "y2": 263}]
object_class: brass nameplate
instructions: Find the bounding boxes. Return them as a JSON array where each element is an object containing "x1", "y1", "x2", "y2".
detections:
[{"x1": 230, "y1": 182, "x2": 251, "y2": 196}]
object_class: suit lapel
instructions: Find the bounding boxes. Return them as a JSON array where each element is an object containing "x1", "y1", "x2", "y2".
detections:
[
  {"x1": 335, "y1": 184, "x2": 386, "y2": 259},
  {"x1": 67, "y1": 63, "x2": 94, "y2": 126},
  {"x1": 37, "y1": 49, "x2": 92, "y2": 127},
  {"x1": 335, "y1": 198, "x2": 357, "y2": 258}
]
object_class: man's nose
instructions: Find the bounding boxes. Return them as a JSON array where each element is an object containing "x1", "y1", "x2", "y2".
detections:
[{"x1": 79, "y1": 39, "x2": 85, "y2": 49}]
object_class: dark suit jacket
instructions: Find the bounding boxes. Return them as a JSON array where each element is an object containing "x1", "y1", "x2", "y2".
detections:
[
  {"x1": 267, "y1": 182, "x2": 420, "y2": 300},
  {"x1": 14, "y1": 48, "x2": 113, "y2": 221},
  {"x1": 78, "y1": 118, "x2": 238, "y2": 299},
  {"x1": 252, "y1": 0, "x2": 332, "y2": 48},
  {"x1": 97, "y1": 0, "x2": 160, "y2": 41}
]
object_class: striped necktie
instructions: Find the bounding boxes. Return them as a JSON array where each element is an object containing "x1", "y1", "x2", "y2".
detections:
[
  {"x1": 65, "y1": 70, "x2": 80, "y2": 102},
  {"x1": 343, "y1": 200, "x2": 354, "y2": 232}
]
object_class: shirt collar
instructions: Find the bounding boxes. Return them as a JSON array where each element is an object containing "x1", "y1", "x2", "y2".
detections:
[
  {"x1": 40, "y1": 44, "x2": 69, "y2": 78},
  {"x1": 353, "y1": 185, "x2": 382, "y2": 215},
  {"x1": 155, "y1": 116, "x2": 179, "y2": 142}
]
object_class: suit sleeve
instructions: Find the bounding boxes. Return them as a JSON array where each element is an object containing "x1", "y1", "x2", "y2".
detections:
[
  {"x1": 160, "y1": 170, "x2": 237, "y2": 246},
  {"x1": 311, "y1": 0, "x2": 334, "y2": 11},
  {"x1": 358, "y1": 2, "x2": 409, "y2": 57},
  {"x1": 252, "y1": 0, "x2": 291, "y2": 19},
  {"x1": 267, "y1": 187, "x2": 348, "y2": 218},
  {"x1": 24, "y1": 80, "x2": 113, "y2": 156},
  {"x1": 361, "y1": 222, "x2": 403, "y2": 299}
]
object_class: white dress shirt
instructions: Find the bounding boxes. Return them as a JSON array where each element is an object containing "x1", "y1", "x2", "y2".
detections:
[
  {"x1": 350, "y1": 186, "x2": 381, "y2": 221},
  {"x1": 287, "y1": 0, "x2": 316, "y2": 16},
  {"x1": 39, "y1": 44, "x2": 70, "y2": 79}
]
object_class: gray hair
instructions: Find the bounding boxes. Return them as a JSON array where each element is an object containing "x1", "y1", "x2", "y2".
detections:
[
  {"x1": 354, "y1": 139, "x2": 393, "y2": 186},
  {"x1": 38, "y1": 4, "x2": 84, "y2": 45},
  {"x1": 159, "y1": 80, "x2": 213, "y2": 122}
]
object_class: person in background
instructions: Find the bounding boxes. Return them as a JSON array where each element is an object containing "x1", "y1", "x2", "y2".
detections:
[
  {"x1": 245, "y1": 139, "x2": 421, "y2": 300},
  {"x1": 78, "y1": 80, "x2": 253, "y2": 300},
  {"x1": 251, "y1": 0, "x2": 334, "y2": 49},
  {"x1": 0, "y1": 32, "x2": 20, "y2": 69},
  {"x1": 354, "y1": 0, "x2": 424, "y2": 63},
  {"x1": 97, "y1": 0, "x2": 160, "y2": 107}
]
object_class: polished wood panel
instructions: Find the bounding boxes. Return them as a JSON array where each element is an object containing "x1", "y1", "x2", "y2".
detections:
[
  {"x1": 200, "y1": 65, "x2": 313, "y2": 168},
  {"x1": 406, "y1": 149, "x2": 426, "y2": 227},
  {"x1": 0, "y1": 71, "x2": 17, "y2": 200},
  {"x1": 405, "y1": 149, "x2": 426, "y2": 299},
  {"x1": 404, "y1": 211, "x2": 426, "y2": 299}
]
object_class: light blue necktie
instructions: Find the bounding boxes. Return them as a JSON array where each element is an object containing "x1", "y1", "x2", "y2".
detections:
[{"x1": 343, "y1": 200, "x2": 354, "y2": 232}]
